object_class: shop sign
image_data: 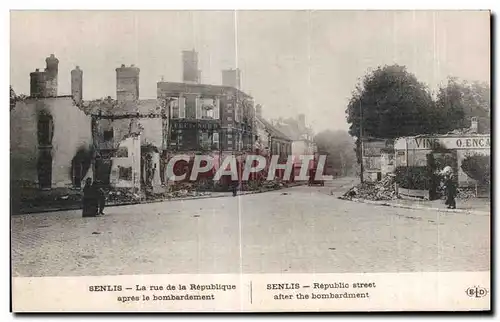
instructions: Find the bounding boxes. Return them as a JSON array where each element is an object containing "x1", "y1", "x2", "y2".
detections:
[{"x1": 405, "y1": 136, "x2": 490, "y2": 150}]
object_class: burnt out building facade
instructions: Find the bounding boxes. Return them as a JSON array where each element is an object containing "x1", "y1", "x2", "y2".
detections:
[
  {"x1": 83, "y1": 65, "x2": 165, "y2": 193},
  {"x1": 11, "y1": 55, "x2": 93, "y2": 193}
]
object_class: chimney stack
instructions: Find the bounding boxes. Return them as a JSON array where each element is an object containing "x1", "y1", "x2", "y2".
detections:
[
  {"x1": 71, "y1": 66, "x2": 83, "y2": 104},
  {"x1": 222, "y1": 68, "x2": 241, "y2": 89},
  {"x1": 30, "y1": 68, "x2": 46, "y2": 98},
  {"x1": 470, "y1": 117, "x2": 479, "y2": 134},
  {"x1": 256, "y1": 104, "x2": 262, "y2": 118},
  {"x1": 116, "y1": 64, "x2": 140, "y2": 103},
  {"x1": 298, "y1": 114, "x2": 306, "y2": 129},
  {"x1": 182, "y1": 50, "x2": 200, "y2": 84},
  {"x1": 44, "y1": 54, "x2": 59, "y2": 97}
]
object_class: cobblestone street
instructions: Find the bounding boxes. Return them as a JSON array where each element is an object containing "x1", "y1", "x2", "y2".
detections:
[{"x1": 11, "y1": 178, "x2": 490, "y2": 277}]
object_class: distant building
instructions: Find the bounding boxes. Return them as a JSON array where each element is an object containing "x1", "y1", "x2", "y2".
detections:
[
  {"x1": 272, "y1": 114, "x2": 317, "y2": 178},
  {"x1": 255, "y1": 106, "x2": 291, "y2": 160},
  {"x1": 254, "y1": 105, "x2": 293, "y2": 180}
]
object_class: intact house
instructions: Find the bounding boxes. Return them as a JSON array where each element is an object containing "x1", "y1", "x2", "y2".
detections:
[
  {"x1": 157, "y1": 50, "x2": 256, "y2": 187},
  {"x1": 271, "y1": 114, "x2": 318, "y2": 180},
  {"x1": 254, "y1": 104, "x2": 293, "y2": 181}
]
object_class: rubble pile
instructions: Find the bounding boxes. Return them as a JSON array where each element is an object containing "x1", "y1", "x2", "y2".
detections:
[
  {"x1": 106, "y1": 189, "x2": 141, "y2": 203},
  {"x1": 262, "y1": 179, "x2": 284, "y2": 190},
  {"x1": 341, "y1": 174, "x2": 398, "y2": 201}
]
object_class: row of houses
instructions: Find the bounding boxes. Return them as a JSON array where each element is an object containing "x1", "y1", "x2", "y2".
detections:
[{"x1": 10, "y1": 51, "x2": 317, "y2": 194}]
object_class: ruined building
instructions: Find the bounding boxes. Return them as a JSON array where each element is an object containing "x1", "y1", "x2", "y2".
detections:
[
  {"x1": 11, "y1": 55, "x2": 93, "y2": 192},
  {"x1": 88, "y1": 64, "x2": 163, "y2": 193}
]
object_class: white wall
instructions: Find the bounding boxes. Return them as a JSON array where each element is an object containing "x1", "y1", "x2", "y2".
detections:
[
  {"x1": 109, "y1": 136, "x2": 141, "y2": 189},
  {"x1": 10, "y1": 97, "x2": 93, "y2": 188}
]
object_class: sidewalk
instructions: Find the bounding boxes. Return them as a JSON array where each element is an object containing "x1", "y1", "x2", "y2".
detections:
[
  {"x1": 343, "y1": 196, "x2": 490, "y2": 215},
  {"x1": 12, "y1": 182, "x2": 307, "y2": 215}
]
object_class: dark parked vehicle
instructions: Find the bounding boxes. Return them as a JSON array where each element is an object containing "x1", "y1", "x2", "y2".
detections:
[{"x1": 308, "y1": 168, "x2": 324, "y2": 186}]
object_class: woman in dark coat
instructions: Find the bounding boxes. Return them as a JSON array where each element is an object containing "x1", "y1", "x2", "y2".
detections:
[
  {"x1": 444, "y1": 174, "x2": 457, "y2": 209},
  {"x1": 82, "y1": 178, "x2": 99, "y2": 217}
]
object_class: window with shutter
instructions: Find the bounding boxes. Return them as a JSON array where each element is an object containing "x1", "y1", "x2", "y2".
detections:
[
  {"x1": 179, "y1": 97, "x2": 186, "y2": 118},
  {"x1": 235, "y1": 103, "x2": 240, "y2": 122},
  {"x1": 170, "y1": 98, "x2": 180, "y2": 119},
  {"x1": 195, "y1": 96, "x2": 202, "y2": 119},
  {"x1": 213, "y1": 132, "x2": 219, "y2": 149},
  {"x1": 214, "y1": 98, "x2": 220, "y2": 119}
]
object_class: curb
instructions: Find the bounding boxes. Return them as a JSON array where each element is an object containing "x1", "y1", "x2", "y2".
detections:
[
  {"x1": 14, "y1": 183, "x2": 307, "y2": 215},
  {"x1": 338, "y1": 197, "x2": 490, "y2": 216}
]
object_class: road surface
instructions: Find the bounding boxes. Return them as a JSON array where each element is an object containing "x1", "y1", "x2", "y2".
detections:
[{"x1": 11, "y1": 177, "x2": 490, "y2": 277}]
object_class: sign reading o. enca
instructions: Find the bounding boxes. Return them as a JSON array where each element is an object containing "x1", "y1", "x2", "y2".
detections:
[{"x1": 403, "y1": 136, "x2": 491, "y2": 150}]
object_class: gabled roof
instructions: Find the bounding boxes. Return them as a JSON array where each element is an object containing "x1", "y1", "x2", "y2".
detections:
[{"x1": 257, "y1": 115, "x2": 292, "y2": 142}]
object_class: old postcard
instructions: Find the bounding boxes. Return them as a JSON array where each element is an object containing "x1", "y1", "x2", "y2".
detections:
[{"x1": 10, "y1": 10, "x2": 491, "y2": 312}]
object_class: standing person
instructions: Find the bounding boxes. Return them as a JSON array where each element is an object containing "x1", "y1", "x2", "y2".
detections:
[
  {"x1": 232, "y1": 179, "x2": 238, "y2": 197},
  {"x1": 93, "y1": 180, "x2": 106, "y2": 216},
  {"x1": 82, "y1": 178, "x2": 98, "y2": 217},
  {"x1": 443, "y1": 169, "x2": 457, "y2": 209}
]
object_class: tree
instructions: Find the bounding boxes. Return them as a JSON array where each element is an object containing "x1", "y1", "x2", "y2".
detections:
[
  {"x1": 346, "y1": 65, "x2": 437, "y2": 163},
  {"x1": 435, "y1": 78, "x2": 490, "y2": 133},
  {"x1": 461, "y1": 155, "x2": 490, "y2": 185},
  {"x1": 10, "y1": 86, "x2": 17, "y2": 110},
  {"x1": 346, "y1": 65, "x2": 437, "y2": 139},
  {"x1": 314, "y1": 130, "x2": 357, "y2": 176}
]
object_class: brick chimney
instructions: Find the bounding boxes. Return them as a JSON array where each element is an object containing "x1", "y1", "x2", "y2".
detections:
[
  {"x1": 30, "y1": 68, "x2": 46, "y2": 98},
  {"x1": 256, "y1": 104, "x2": 262, "y2": 118},
  {"x1": 298, "y1": 114, "x2": 306, "y2": 129},
  {"x1": 182, "y1": 50, "x2": 200, "y2": 84},
  {"x1": 71, "y1": 66, "x2": 83, "y2": 104},
  {"x1": 470, "y1": 117, "x2": 479, "y2": 134},
  {"x1": 44, "y1": 54, "x2": 59, "y2": 97},
  {"x1": 222, "y1": 68, "x2": 241, "y2": 89},
  {"x1": 116, "y1": 64, "x2": 140, "y2": 103}
]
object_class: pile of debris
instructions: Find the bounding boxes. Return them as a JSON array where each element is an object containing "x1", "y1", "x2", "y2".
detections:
[
  {"x1": 341, "y1": 174, "x2": 398, "y2": 201},
  {"x1": 106, "y1": 189, "x2": 142, "y2": 204},
  {"x1": 166, "y1": 190, "x2": 211, "y2": 199}
]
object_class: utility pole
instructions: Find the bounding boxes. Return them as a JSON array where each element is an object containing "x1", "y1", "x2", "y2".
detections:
[{"x1": 359, "y1": 100, "x2": 364, "y2": 184}]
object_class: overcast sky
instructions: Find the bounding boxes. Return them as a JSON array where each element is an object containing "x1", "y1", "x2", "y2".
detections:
[{"x1": 10, "y1": 10, "x2": 490, "y2": 132}]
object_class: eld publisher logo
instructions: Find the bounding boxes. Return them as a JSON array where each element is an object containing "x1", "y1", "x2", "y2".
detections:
[{"x1": 466, "y1": 286, "x2": 489, "y2": 298}]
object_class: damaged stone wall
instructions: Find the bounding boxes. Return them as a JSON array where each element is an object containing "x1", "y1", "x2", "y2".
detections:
[
  {"x1": 109, "y1": 135, "x2": 141, "y2": 189},
  {"x1": 94, "y1": 117, "x2": 142, "y2": 187}
]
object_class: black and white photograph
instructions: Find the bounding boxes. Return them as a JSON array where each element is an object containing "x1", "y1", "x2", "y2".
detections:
[{"x1": 9, "y1": 9, "x2": 491, "y2": 312}]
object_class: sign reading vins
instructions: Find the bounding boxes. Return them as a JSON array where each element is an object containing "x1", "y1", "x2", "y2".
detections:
[{"x1": 406, "y1": 136, "x2": 491, "y2": 150}]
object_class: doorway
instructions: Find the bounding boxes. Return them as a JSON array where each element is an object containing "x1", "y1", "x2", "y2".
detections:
[{"x1": 37, "y1": 149, "x2": 52, "y2": 189}]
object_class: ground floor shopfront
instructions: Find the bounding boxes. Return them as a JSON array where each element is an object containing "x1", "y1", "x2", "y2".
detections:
[{"x1": 394, "y1": 134, "x2": 491, "y2": 188}]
